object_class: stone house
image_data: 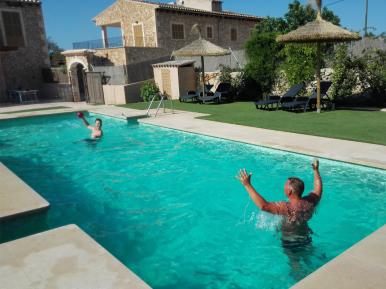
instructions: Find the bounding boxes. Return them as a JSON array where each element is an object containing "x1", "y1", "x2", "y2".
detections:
[
  {"x1": 0, "y1": 0, "x2": 49, "y2": 102},
  {"x1": 64, "y1": 0, "x2": 261, "y2": 103},
  {"x1": 93, "y1": 0, "x2": 260, "y2": 53},
  {"x1": 67, "y1": 0, "x2": 261, "y2": 76}
]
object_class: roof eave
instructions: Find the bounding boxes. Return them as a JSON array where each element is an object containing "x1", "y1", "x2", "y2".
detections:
[{"x1": 155, "y1": 6, "x2": 261, "y2": 22}]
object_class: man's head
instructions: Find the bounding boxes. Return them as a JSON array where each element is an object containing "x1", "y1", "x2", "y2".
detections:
[
  {"x1": 95, "y1": 118, "x2": 102, "y2": 129},
  {"x1": 284, "y1": 177, "x2": 304, "y2": 198}
]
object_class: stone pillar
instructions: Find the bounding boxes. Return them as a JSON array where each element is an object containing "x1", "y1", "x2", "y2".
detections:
[{"x1": 101, "y1": 26, "x2": 109, "y2": 48}]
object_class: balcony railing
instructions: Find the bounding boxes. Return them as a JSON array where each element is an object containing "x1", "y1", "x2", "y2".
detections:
[{"x1": 72, "y1": 36, "x2": 123, "y2": 50}]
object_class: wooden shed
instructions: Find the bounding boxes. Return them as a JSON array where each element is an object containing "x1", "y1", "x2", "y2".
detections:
[{"x1": 152, "y1": 60, "x2": 196, "y2": 100}]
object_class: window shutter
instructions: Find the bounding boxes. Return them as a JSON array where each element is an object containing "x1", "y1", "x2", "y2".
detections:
[
  {"x1": 231, "y1": 28, "x2": 237, "y2": 41},
  {"x1": 171, "y1": 24, "x2": 184, "y2": 40},
  {"x1": 133, "y1": 24, "x2": 144, "y2": 47},
  {"x1": 207, "y1": 26, "x2": 213, "y2": 39},
  {"x1": 2, "y1": 11, "x2": 25, "y2": 47}
]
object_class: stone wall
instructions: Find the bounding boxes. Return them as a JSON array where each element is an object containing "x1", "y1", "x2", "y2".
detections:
[
  {"x1": 93, "y1": 47, "x2": 170, "y2": 84},
  {"x1": 93, "y1": 47, "x2": 127, "y2": 66},
  {"x1": 155, "y1": 10, "x2": 257, "y2": 52},
  {"x1": 0, "y1": 2, "x2": 49, "y2": 101},
  {"x1": 94, "y1": 0, "x2": 158, "y2": 47},
  {"x1": 125, "y1": 47, "x2": 169, "y2": 63}
]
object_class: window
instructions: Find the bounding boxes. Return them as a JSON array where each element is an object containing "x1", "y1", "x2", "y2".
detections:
[
  {"x1": 1, "y1": 11, "x2": 25, "y2": 47},
  {"x1": 171, "y1": 24, "x2": 184, "y2": 40},
  {"x1": 206, "y1": 26, "x2": 213, "y2": 39},
  {"x1": 231, "y1": 28, "x2": 237, "y2": 42}
]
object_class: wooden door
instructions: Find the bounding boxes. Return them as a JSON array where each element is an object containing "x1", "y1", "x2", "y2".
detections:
[
  {"x1": 161, "y1": 69, "x2": 171, "y2": 97},
  {"x1": 133, "y1": 24, "x2": 144, "y2": 47},
  {"x1": 86, "y1": 72, "x2": 105, "y2": 104}
]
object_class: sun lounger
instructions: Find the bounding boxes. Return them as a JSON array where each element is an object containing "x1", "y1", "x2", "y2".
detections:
[
  {"x1": 179, "y1": 90, "x2": 199, "y2": 102},
  {"x1": 282, "y1": 81, "x2": 333, "y2": 112},
  {"x1": 255, "y1": 83, "x2": 304, "y2": 110},
  {"x1": 198, "y1": 82, "x2": 232, "y2": 104},
  {"x1": 179, "y1": 84, "x2": 214, "y2": 102}
]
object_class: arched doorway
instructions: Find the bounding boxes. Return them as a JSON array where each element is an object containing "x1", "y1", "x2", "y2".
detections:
[{"x1": 70, "y1": 62, "x2": 87, "y2": 102}]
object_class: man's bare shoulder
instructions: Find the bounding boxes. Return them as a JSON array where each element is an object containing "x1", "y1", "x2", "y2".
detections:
[{"x1": 303, "y1": 192, "x2": 321, "y2": 206}]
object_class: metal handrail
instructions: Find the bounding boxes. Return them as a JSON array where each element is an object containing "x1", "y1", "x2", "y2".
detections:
[
  {"x1": 146, "y1": 93, "x2": 174, "y2": 117},
  {"x1": 146, "y1": 93, "x2": 158, "y2": 116}
]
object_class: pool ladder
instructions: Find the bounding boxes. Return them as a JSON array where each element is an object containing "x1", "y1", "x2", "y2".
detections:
[{"x1": 146, "y1": 93, "x2": 174, "y2": 117}]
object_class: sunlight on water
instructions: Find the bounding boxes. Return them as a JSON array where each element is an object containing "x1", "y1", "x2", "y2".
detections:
[{"x1": 0, "y1": 113, "x2": 385, "y2": 289}]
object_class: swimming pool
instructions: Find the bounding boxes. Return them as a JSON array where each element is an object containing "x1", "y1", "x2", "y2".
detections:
[{"x1": 0, "y1": 113, "x2": 385, "y2": 289}]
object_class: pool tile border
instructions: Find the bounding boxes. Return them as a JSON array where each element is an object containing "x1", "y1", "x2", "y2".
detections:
[{"x1": 0, "y1": 162, "x2": 49, "y2": 221}]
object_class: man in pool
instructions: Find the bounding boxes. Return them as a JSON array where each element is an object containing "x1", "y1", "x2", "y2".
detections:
[
  {"x1": 236, "y1": 159, "x2": 322, "y2": 220},
  {"x1": 237, "y1": 160, "x2": 322, "y2": 279},
  {"x1": 77, "y1": 112, "x2": 103, "y2": 139}
]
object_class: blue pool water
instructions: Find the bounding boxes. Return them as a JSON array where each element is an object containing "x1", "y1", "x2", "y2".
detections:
[{"x1": 0, "y1": 113, "x2": 385, "y2": 289}]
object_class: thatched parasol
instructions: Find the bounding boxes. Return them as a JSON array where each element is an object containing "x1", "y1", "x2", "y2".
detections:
[
  {"x1": 172, "y1": 24, "x2": 230, "y2": 102},
  {"x1": 277, "y1": 0, "x2": 361, "y2": 113}
]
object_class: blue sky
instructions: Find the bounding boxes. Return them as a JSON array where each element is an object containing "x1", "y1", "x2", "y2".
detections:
[{"x1": 42, "y1": 0, "x2": 386, "y2": 49}]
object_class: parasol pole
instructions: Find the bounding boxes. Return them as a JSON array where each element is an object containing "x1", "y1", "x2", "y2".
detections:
[
  {"x1": 316, "y1": 42, "x2": 321, "y2": 113},
  {"x1": 201, "y1": 55, "x2": 206, "y2": 104},
  {"x1": 316, "y1": 0, "x2": 322, "y2": 113}
]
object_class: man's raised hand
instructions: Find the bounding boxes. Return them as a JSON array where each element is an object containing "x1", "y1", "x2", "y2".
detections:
[
  {"x1": 312, "y1": 159, "x2": 319, "y2": 171},
  {"x1": 236, "y1": 169, "x2": 252, "y2": 186}
]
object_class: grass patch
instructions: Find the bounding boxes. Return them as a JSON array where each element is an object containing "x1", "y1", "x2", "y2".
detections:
[
  {"x1": 119, "y1": 101, "x2": 386, "y2": 146},
  {"x1": 0, "y1": 106, "x2": 69, "y2": 114}
]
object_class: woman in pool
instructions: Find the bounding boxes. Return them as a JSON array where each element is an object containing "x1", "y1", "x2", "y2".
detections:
[{"x1": 77, "y1": 112, "x2": 103, "y2": 139}]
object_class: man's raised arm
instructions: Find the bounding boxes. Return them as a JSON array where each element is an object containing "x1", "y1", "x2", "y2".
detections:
[
  {"x1": 80, "y1": 115, "x2": 92, "y2": 129},
  {"x1": 305, "y1": 160, "x2": 323, "y2": 205},
  {"x1": 237, "y1": 169, "x2": 287, "y2": 215}
]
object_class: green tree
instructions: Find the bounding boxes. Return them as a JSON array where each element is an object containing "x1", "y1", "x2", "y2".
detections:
[
  {"x1": 47, "y1": 37, "x2": 63, "y2": 56},
  {"x1": 285, "y1": 0, "x2": 340, "y2": 30},
  {"x1": 244, "y1": 31, "x2": 282, "y2": 97},
  {"x1": 254, "y1": 16, "x2": 288, "y2": 34},
  {"x1": 244, "y1": 0, "x2": 341, "y2": 97}
]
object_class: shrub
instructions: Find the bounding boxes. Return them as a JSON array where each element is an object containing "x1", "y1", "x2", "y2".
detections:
[
  {"x1": 140, "y1": 80, "x2": 159, "y2": 102},
  {"x1": 218, "y1": 65, "x2": 246, "y2": 100},
  {"x1": 359, "y1": 50, "x2": 386, "y2": 106},
  {"x1": 331, "y1": 45, "x2": 386, "y2": 106},
  {"x1": 281, "y1": 43, "x2": 318, "y2": 87},
  {"x1": 330, "y1": 44, "x2": 360, "y2": 103}
]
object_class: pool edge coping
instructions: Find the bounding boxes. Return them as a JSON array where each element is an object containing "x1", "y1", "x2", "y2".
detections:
[
  {"x1": 0, "y1": 162, "x2": 50, "y2": 221},
  {"x1": 0, "y1": 224, "x2": 152, "y2": 289}
]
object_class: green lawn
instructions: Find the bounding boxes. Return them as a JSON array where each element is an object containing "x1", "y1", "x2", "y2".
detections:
[
  {"x1": 119, "y1": 101, "x2": 386, "y2": 146},
  {"x1": 0, "y1": 106, "x2": 69, "y2": 114}
]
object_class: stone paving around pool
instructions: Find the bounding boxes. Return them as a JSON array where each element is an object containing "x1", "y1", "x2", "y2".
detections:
[
  {"x1": 291, "y1": 225, "x2": 386, "y2": 289},
  {"x1": 0, "y1": 102, "x2": 385, "y2": 289},
  {"x1": 0, "y1": 225, "x2": 151, "y2": 289},
  {"x1": 0, "y1": 163, "x2": 49, "y2": 221},
  {"x1": 139, "y1": 110, "x2": 386, "y2": 170}
]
